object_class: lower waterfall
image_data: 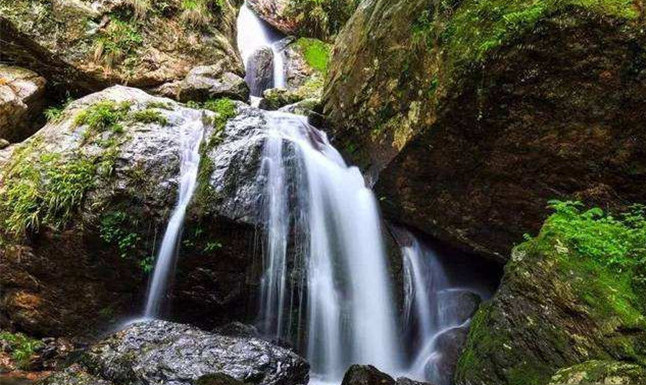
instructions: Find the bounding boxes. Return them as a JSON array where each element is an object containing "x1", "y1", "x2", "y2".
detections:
[{"x1": 257, "y1": 113, "x2": 403, "y2": 383}]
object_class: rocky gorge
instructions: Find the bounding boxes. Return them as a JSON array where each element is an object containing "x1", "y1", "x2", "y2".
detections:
[{"x1": 0, "y1": 0, "x2": 645, "y2": 385}]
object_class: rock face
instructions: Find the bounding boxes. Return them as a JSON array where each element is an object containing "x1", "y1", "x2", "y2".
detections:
[
  {"x1": 323, "y1": 0, "x2": 646, "y2": 261},
  {"x1": 0, "y1": 65, "x2": 46, "y2": 143},
  {"x1": 0, "y1": 86, "x2": 262, "y2": 336},
  {"x1": 246, "y1": 47, "x2": 275, "y2": 97},
  {"x1": 38, "y1": 320, "x2": 309, "y2": 385},
  {"x1": 156, "y1": 64, "x2": 249, "y2": 103},
  {"x1": 454, "y1": 206, "x2": 646, "y2": 385},
  {"x1": 247, "y1": 0, "x2": 358, "y2": 41},
  {"x1": 0, "y1": 0, "x2": 244, "y2": 95}
]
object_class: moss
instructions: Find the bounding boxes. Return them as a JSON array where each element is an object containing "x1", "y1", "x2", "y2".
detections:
[
  {"x1": 295, "y1": 38, "x2": 332, "y2": 73},
  {"x1": 550, "y1": 360, "x2": 646, "y2": 384}
]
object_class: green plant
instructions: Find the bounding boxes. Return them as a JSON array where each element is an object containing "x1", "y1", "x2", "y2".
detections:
[
  {"x1": 130, "y1": 109, "x2": 169, "y2": 126},
  {"x1": 93, "y1": 18, "x2": 143, "y2": 68},
  {"x1": 295, "y1": 38, "x2": 331, "y2": 73},
  {"x1": 180, "y1": 0, "x2": 212, "y2": 26},
  {"x1": 204, "y1": 241, "x2": 222, "y2": 253},
  {"x1": 0, "y1": 331, "x2": 44, "y2": 370},
  {"x1": 44, "y1": 96, "x2": 74, "y2": 123},
  {"x1": 100, "y1": 211, "x2": 141, "y2": 259},
  {"x1": 74, "y1": 100, "x2": 132, "y2": 135}
]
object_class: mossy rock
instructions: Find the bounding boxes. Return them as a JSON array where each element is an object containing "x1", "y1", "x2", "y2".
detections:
[
  {"x1": 0, "y1": 0, "x2": 243, "y2": 94},
  {"x1": 454, "y1": 203, "x2": 646, "y2": 385},
  {"x1": 548, "y1": 360, "x2": 646, "y2": 385}
]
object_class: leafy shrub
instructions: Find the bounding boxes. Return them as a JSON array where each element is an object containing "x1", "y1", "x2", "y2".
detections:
[
  {"x1": 0, "y1": 331, "x2": 43, "y2": 369},
  {"x1": 44, "y1": 96, "x2": 74, "y2": 123},
  {"x1": 295, "y1": 38, "x2": 331, "y2": 73}
]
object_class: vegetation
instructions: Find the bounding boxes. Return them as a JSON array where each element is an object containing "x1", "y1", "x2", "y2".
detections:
[
  {"x1": 100, "y1": 211, "x2": 153, "y2": 272},
  {"x1": 44, "y1": 96, "x2": 74, "y2": 123},
  {"x1": 74, "y1": 100, "x2": 132, "y2": 136},
  {"x1": 130, "y1": 109, "x2": 169, "y2": 126},
  {"x1": 0, "y1": 331, "x2": 43, "y2": 369},
  {"x1": 286, "y1": 0, "x2": 360, "y2": 40},
  {"x1": 93, "y1": 18, "x2": 143, "y2": 68},
  {"x1": 180, "y1": 0, "x2": 225, "y2": 27},
  {"x1": 295, "y1": 38, "x2": 331, "y2": 73}
]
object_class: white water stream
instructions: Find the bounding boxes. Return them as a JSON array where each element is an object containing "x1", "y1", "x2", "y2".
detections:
[{"x1": 144, "y1": 111, "x2": 205, "y2": 317}]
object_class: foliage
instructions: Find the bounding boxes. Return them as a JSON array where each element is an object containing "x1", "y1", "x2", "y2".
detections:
[
  {"x1": 535, "y1": 200, "x2": 646, "y2": 272},
  {"x1": 286, "y1": 0, "x2": 359, "y2": 40},
  {"x1": 125, "y1": 0, "x2": 151, "y2": 19},
  {"x1": 0, "y1": 331, "x2": 43, "y2": 369},
  {"x1": 180, "y1": 0, "x2": 225, "y2": 27},
  {"x1": 44, "y1": 96, "x2": 74, "y2": 123},
  {"x1": 295, "y1": 38, "x2": 331, "y2": 73},
  {"x1": 100, "y1": 211, "x2": 153, "y2": 273},
  {"x1": 1, "y1": 142, "x2": 98, "y2": 236},
  {"x1": 74, "y1": 100, "x2": 132, "y2": 135},
  {"x1": 130, "y1": 109, "x2": 169, "y2": 126},
  {"x1": 93, "y1": 17, "x2": 143, "y2": 68}
]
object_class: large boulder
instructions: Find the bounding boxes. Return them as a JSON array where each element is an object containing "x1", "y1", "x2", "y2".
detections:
[
  {"x1": 38, "y1": 320, "x2": 309, "y2": 385},
  {"x1": 0, "y1": 0, "x2": 244, "y2": 95},
  {"x1": 323, "y1": 0, "x2": 646, "y2": 261},
  {"x1": 548, "y1": 360, "x2": 646, "y2": 385},
  {"x1": 454, "y1": 203, "x2": 646, "y2": 385},
  {"x1": 0, "y1": 65, "x2": 46, "y2": 143},
  {"x1": 247, "y1": 0, "x2": 358, "y2": 41},
  {"x1": 0, "y1": 86, "x2": 261, "y2": 336},
  {"x1": 341, "y1": 365, "x2": 431, "y2": 385}
]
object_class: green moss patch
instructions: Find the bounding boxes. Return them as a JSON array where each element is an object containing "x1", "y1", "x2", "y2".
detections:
[{"x1": 295, "y1": 38, "x2": 332, "y2": 73}]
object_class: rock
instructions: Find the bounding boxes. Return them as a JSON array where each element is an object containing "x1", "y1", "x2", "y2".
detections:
[
  {"x1": 81, "y1": 320, "x2": 309, "y2": 385},
  {"x1": 454, "y1": 210, "x2": 646, "y2": 385},
  {"x1": 246, "y1": 47, "x2": 275, "y2": 97},
  {"x1": 423, "y1": 326, "x2": 468, "y2": 385},
  {"x1": 259, "y1": 88, "x2": 304, "y2": 110},
  {"x1": 0, "y1": 0, "x2": 244, "y2": 95},
  {"x1": 0, "y1": 65, "x2": 46, "y2": 142},
  {"x1": 196, "y1": 373, "x2": 247, "y2": 385},
  {"x1": 278, "y1": 98, "x2": 321, "y2": 119},
  {"x1": 341, "y1": 365, "x2": 396, "y2": 385},
  {"x1": 38, "y1": 364, "x2": 114, "y2": 385},
  {"x1": 157, "y1": 65, "x2": 249, "y2": 103},
  {"x1": 437, "y1": 289, "x2": 481, "y2": 327},
  {"x1": 323, "y1": 0, "x2": 646, "y2": 262},
  {"x1": 0, "y1": 86, "x2": 257, "y2": 335},
  {"x1": 548, "y1": 360, "x2": 646, "y2": 385},
  {"x1": 341, "y1": 365, "x2": 432, "y2": 385},
  {"x1": 247, "y1": 0, "x2": 358, "y2": 41}
]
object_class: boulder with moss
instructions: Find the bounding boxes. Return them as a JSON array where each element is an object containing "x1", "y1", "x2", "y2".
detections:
[
  {"x1": 454, "y1": 201, "x2": 646, "y2": 385},
  {"x1": 0, "y1": 86, "x2": 264, "y2": 336},
  {"x1": 323, "y1": 0, "x2": 646, "y2": 262},
  {"x1": 548, "y1": 360, "x2": 646, "y2": 385},
  {"x1": 247, "y1": 0, "x2": 358, "y2": 41},
  {"x1": 0, "y1": 0, "x2": 244, "y2": 95},
  {"x1": 0, "y1": 65, "x2": 47, "y2": 143}
]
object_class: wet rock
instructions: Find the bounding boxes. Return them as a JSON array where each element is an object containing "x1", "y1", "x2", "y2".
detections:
[
  {"x1": 259, "y1": 88, "x2": 304, "y2": 110},
  {"x1": 0, "y1": 86, "x2": 256, "y2": 335},
  {"x1": 341, "y1": 365, "x2": 396, "y2": 385},
  {"x1": 246, "y1": 47, "x2": 275, "y2": 97},
  {"x1": 82, "y1": 320, "x2": 309, "y2": 385},
  {"x1": 341, "y1": 365, "x2": 433, "y2": 385},
  {"x1": 423, "y1": 326, "x2": 468, "y2": 385},
  {"x1": 0, "y1": 65, "x2": 46, "y2": 142},
  {"x1": 38, "y1": 364, "x2": 113, "y2": 385},
  {"x1": 548, "y1": 360, "x2": 646, "y2": 385},
  {"x1": 0, "y1": 0, "x2": 243, "y2": 94},
  {"x1": 157, "y1": 65, "x2": 250, "y2": 103},
  {"x1": 437, "y1": 289, "x2": 481, "y2": 327}
]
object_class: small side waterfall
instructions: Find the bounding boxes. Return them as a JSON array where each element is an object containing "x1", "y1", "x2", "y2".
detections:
[
  {"x1": 395, "y1": 228, "x2": 487, "y2": 385},
  {"x1": 144, "y1": 111, "x2": 205, "y2": 317},
  {"x1": 257, "y1": 113, "x2": 403, "y2": 382}
]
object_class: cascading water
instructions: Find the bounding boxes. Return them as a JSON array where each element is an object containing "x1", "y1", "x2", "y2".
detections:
[
  {"x1": 257, "y1": 113, "x2": 403, "y2": 382},
  {"x1": 395, "y1": 228, "x2": 488, "y2": 385},
  {"x1": 237, "y1": 3, "x2": 286, "y2": 95},
  {"x1": 144, "y1": 111, "x2": 205, "y2": 317}
]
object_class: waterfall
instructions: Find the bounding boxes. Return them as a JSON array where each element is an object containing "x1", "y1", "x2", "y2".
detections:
[
  {"x1": 237, "y1": 3, "x2": 286, "y2": 95},
  {"x1": 396, "y1": 228, "x2": 486, "y2": 385},
  {"x1": 144, "y1": 111, "x2": 205, "y2": 317},
  {"x1": 257, "y1": 113, "x2": 403, "y2": 382}
]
